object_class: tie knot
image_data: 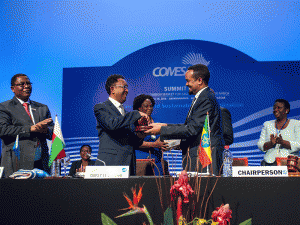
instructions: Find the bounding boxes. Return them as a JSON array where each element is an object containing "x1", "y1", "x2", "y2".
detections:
[{"x1": 22, "y1": 102, "x2": 28, "y2": 107}]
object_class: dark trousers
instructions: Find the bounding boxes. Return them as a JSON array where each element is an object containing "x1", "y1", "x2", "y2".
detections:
[{"x1": 34, "y1": 159, "x2": 44, "y2": 170}]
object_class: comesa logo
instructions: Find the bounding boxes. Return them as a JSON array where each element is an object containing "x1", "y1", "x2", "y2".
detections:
[
  {"x1": 122, "y1": 168, "x2": 127, "y2": 172},
  {"x1": 152, "y1": 53, "x2": 210, "y2": 77}
]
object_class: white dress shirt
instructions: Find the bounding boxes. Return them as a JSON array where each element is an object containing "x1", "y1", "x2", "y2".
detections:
[
  {"x1": 187, "y1": 87, "x2": 208, "y2": 118},
  {"x1": 16, "y1": 97, "x2": 36, "y2": 124},
  {"x1": 109, "y1": 97, "x2": 125, "y2": 116}
]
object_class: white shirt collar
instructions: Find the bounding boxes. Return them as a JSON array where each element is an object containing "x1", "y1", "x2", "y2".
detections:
[
  {"x1": 109, "y1": 97, "x2": 122, "y2": 107},
  {"x1": 194, "y1": 86, "x2": 208, "y2": 100},
  {"x1": 109, "y1": 97, "x2": 124, "y2": 115},
  {"x1": 16, "y1": 97, "x2": 30, "y2": 105}
]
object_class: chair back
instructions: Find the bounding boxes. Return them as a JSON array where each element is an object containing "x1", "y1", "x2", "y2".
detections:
[
  {"x1": 276, "y1": 157, "x2": 300, "y2": 170},
  {"x1": 136, "y1": 159, "x2": 155, "y2": 176},
  {"x1": 232, "y1": 157, "x2": 248, "y2": 166}
]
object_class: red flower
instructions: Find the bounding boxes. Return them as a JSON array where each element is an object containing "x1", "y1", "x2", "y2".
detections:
[
  {"x1": 176, "y1": 196, "x2": 183, "y2": 222},
  {"x1": 211, "y1": 204, "x2": 232, "y2": 225},
  {"x1": 170, "y1": 170, "x2": 194, "y2": 203}
]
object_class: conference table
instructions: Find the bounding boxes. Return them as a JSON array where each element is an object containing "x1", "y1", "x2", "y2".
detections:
[{"x1": 0, "y1": 176, "x2": 299, "y2": 225}]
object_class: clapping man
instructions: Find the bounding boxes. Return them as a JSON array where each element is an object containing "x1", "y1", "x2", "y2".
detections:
[{"x1": 0, "y1": 74, "x2": 54, "y2": 177}]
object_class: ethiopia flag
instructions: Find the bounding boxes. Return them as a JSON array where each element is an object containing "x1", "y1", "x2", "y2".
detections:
[
  {"x1": 198, "y1": 114, "x2": 212, "y2": 168},
  {"x1": 49, "y1": 115, "x2": 66, "y2": 167}
]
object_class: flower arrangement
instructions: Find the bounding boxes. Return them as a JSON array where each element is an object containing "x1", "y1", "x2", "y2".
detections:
[{"x1": 101, "y1": 170, "x2": 252, "y2": 225}]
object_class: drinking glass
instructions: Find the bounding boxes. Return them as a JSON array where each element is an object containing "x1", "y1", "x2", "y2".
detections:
[{"x1": 62, "y1": 153, "x2": 71, "y2": 176}]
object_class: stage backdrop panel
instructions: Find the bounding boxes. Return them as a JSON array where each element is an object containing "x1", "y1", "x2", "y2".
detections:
[{"x1": 62, "y1": 39, "x2": 300, "y2": 172}]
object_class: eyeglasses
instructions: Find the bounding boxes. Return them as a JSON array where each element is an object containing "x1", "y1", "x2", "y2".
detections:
[
  {"x1": 273, "y1": 106, "x2": 284, "y2": 110},
  {"x1": 114, "y1": 85, "x2": 128, "y2": 89},
  {"x1": 14, "y1": 82, "x2": 33, "y2": 87}
]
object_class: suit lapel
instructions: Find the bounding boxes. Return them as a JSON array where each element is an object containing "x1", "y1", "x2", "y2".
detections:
[
  {"x1": 12, "y1": 97, "x2": 33, "y2": 125},
  {"x1": 106, "y1": 99, "x2": 123, "y2": 116},
  {"x1": 184, "y1": 87, "x2": 209, "y2": 124}
]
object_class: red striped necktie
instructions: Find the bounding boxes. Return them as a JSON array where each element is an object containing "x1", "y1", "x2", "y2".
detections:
[{"x1": 22, "y1": 102, "x2": 33, "y2": 122}]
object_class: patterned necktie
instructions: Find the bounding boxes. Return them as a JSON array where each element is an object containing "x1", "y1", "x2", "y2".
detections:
[
  {"x1": 187, "y1": 98, "x2": 197, "y2": 118},
  {"x1": 22, "y1": 102, "x2": 33, "y2": 121}
]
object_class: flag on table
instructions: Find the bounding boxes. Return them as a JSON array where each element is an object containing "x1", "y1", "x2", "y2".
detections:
[
  {"x1": 13, "y1": 135, "x2": 20, "y2": 160},
  {"x1": 49, "y1": 115, "x2": 66, "y2": 167},
  {"x1": 198, "y1": 114, "x2": 212, "y2": 168}
]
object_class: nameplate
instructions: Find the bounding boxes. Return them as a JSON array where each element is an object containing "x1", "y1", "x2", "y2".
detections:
[
  {"x1": 232, "y1": 166, "x2": 288, "y2": 177},
  {"x1": 0, "y1": 167, "x2": 3, "y2": 178},
  {"x1": 84, "y1": 166, "x2": 129, "y2": 179}
]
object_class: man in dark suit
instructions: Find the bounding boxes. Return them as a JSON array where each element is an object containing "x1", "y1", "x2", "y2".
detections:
[
  {"x1": 145, "y1": 64, "x2": 225, "y2": 175},
  {"x1": 0, "y1": 74, "x2": 53, "y2": 177},
  {"x1": 221, "y1": 107, "x2": 234, "y2": 146},
  {"x1": 93, "y1": 74, "x2": 148, "y2": 176},
  {"x1": 210, "y1": 88, "x2": 234, "y2": 146}
]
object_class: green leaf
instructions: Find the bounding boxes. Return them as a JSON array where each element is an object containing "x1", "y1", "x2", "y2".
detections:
[
  {"x1": 163, "y1": 207, "x2": 174, "y2": 225},
  {"x1": 143, "y1": 205, "x2": 154, "y2": 225},
  {"x1": 115, "y1": 208, "x2": 142, "y2": 218},
  {"x1": 101, "y1": 213, "x2": 118, "y2": 225},
  {"x1": 239, "y1": 218, "x2": 252, "y2": 225}
]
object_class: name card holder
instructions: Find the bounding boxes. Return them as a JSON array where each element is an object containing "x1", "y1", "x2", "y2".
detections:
[
  {"x1": 84, "y1": 166, "x2": 129, "y2": 179},
  {"x1": 232, "y1": 166, "x2": 288, "y2": 177}
]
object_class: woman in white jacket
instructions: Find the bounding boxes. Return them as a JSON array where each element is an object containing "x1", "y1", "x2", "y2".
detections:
[{"x1": 257, "y1": 99, "x2": 300, "y2": 166}]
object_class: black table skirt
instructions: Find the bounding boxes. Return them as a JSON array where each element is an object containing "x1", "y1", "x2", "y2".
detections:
[{"x1": 0, "y1": 176, "x2": 299, "y2": 225}]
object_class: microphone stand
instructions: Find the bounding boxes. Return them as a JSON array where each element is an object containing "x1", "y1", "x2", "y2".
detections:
[{"x1": 86, "y1": 153, "x2": 106, "y2": 166}]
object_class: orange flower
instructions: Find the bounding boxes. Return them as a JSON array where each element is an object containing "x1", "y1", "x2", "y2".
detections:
[
  {"x1": 121, "y1": 183, "x2": 144, "y2": 211},
  {"x1": 116, "y1": 183, "x2": 153, "y2": 224}
]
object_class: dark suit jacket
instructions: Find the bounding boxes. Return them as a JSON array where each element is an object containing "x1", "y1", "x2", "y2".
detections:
[
  {"x1": 220, "y1": 107, "x2": 234, "y2": 146},
  {"x1": 68, "y1": 159, "x2": 95, "y2": 177},
  {"x1": 94, "y1": 99, "x2": 142, "y2": 175},
  {"x1": 0, "y1": 97, "x2": 53, "y2": 177},
  {"x1": 160, "y1": 87, "x2": 225, "y2": 174}
]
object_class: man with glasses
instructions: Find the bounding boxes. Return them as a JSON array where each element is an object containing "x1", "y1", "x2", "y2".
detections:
[
  {"x1": 0, "y1": 73, "x2": 54, "y2": 177},
  {"x1": 94, "y1": 74, "x2": 148, "y2": 175}
]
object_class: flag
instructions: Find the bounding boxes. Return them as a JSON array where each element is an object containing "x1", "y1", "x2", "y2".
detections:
[
  {"x1": 198, "y1": 114, "x2": 212, "y2": 168},
  {"x1": 49, "y1": 115, "x2": 66, "y2": 167},
  {"x1": 13, "y1": 135, "x2": 20, "y2": 160}
]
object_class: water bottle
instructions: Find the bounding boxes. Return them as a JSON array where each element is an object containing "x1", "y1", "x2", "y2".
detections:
[
  {"x1": 51, "y1": 159, "x2": 61, "y2": 177},
  {"x1": 222, "y1": 145, "x2": 233, "y2": 177}
]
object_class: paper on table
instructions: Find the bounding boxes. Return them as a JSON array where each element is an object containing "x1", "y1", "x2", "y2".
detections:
[{"x1": 164, "y1": 139, "x2": 181, "y2": 149}]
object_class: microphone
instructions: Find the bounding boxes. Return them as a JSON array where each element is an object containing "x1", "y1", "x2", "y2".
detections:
[{"x1": 86, "y1": 153, "x2": 106, "y2": 166}]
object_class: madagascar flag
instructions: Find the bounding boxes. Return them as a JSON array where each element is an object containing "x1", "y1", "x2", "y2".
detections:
[
  {"x1": 49, "y1": 115, "x2": 66, "y2": 167},
  {"x1": 198, "y1": 114, "x2": 212, "y2": 168}
]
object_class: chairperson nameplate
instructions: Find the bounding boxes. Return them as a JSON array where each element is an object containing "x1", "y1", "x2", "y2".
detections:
[{"x1": 232, "y1": 166, "x2": 288, "y2": 177}]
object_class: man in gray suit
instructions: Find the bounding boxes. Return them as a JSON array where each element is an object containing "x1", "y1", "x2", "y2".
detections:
[
  {"x1": 146, "y1": 64, "x2": 225, "y2": 175},
  {"x1": 0, "y1": 74, "x2": 53, "y2": 177},
  {"x1": 94, "y1": 74, "x2": 148, "y2": 176}
]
